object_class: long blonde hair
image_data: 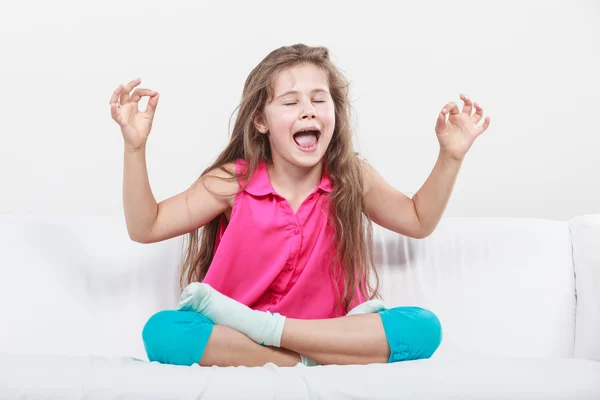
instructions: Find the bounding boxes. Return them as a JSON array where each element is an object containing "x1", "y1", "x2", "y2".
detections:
[{"x1": 180, "y1": 44, "x2": 380, "y2": 312}]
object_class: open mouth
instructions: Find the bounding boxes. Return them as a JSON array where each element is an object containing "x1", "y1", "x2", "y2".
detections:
[{"x1": 293, "y1": 129, "x2": 321, "y2": 152}]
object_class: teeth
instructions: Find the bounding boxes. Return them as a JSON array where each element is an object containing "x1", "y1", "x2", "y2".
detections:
[{"x1": 295, "y1": 129, "x2": 320, "y2": 134}]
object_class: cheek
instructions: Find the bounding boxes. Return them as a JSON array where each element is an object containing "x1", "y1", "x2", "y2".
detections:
[
  {"x1": 323, "y1": 106, "x2": 336, "y2": 134},
  {"x1": 267, "y1": 112, "x2": 294, "y2": 144},
  {"x1": 272, "y1": 110, "x2": 296, "y2": 129}
]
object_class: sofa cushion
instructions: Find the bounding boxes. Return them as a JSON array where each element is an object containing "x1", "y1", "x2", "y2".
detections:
[
  {"x1": 374, "y1": 217, "x2": 576, "y2": 359},
  {"x1": 1, "y1": 352, "x2": 599, "y2": 399},
  {"x1": 0, "y1": 214, "x2": 579, "y2": 361},
  {"x1": 0, "y1": 215, "x2": 183, "y2": 360},
  {"x1": 569, "y1": 214, "x2": 600, "y2": 361}
]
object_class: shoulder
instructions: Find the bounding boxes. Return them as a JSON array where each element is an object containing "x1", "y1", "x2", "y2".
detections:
[
  {"x1": 205, "y1": 162, "x2": 237, "y2": 179},
  {"x1": 356, "y1": 155, "x2": 403, "y2": 202},
  {"x1": 196, "y1": 162, "x2": 239, "y2": 206},
  {"x1": 356, "y1": 154, "x2": 376, "y2": 196}
]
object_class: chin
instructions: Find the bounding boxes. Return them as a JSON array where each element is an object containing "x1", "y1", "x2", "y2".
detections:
[{"x1": 285, "y1": 149, "x2": 327, "y2": 169}]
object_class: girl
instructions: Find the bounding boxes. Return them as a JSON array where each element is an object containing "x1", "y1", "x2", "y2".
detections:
[{"x1": 109, "y1": 44, "x2": 490, "y2": 368}]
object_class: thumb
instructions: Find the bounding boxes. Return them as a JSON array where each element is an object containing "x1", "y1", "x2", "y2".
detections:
[
  {"x1": 145, "y1": 92, "x2": 159, "y2": 117},
  {"x1": 435, "y1": 109, "x2": 446, "y2": 133}
]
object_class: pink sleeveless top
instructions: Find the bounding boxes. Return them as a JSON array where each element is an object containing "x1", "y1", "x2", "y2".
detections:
[{"x1": 202, "y1": 159, "x2": 366, "y2": 319}]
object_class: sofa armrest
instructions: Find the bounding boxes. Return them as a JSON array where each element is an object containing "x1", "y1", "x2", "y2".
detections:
[{"x1": 570, "y1": 214, "x2": 600, "y2": 362}]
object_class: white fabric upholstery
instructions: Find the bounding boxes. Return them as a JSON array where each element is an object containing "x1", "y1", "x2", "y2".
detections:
[
  {"x1": 1, "y1": 353, "x2": 599, "y2": 400},
  {"x1": 569, "y1": 214, "x2": 600, "y2": 361},
  {"x1": 0, "y1": 215, "x2": 183, "y2": 360},
  {"x1": 0, "y1": 213, "x2": 598, "y2": 399},
  {"x1": 375, "y1": 217, "x2": 576, "y2": 358}
]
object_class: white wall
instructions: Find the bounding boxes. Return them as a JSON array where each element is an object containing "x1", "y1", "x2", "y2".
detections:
[{"x1": 0, "y1": 0, "x2": 598, "y2": 220}]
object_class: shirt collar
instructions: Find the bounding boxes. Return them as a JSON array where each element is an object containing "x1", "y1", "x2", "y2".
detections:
[{"x1": 243, "y1": 160, "x2": 332, "y2": 196}]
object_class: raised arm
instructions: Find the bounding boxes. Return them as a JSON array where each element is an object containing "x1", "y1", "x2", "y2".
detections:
[
  {"x1": 124, "y1": 157, "x2": 237, "y2": 244},
  {"x1": 362, "y1": 94, "x2": 491, "y2": 238},
  {"x1": 109, "y1": 78, "x2": 237, "y2": 244}
]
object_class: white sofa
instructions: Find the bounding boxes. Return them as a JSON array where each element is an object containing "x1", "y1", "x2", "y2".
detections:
[{"x1": 0, "y1": 214, "x2": 599, "y2": 399}]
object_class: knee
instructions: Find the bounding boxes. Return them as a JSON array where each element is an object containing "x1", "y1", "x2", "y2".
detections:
[
  {"x1": 413, "y1": 307, "x2": 443, "y2": 354},
  {"x1": 379, "y1": 306, "x2": 443, "y2": 362},
  {"x1": 142, "y1": 310, "x2": 214, "y2": 366},
  {"x1": 142, "y1": 310, "x2": 176, "y2": 351}
]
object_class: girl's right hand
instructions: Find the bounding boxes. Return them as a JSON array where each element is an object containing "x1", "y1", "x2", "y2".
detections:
[{"x1": 109, "y1": 78, "x2": 160, "y2": 150}]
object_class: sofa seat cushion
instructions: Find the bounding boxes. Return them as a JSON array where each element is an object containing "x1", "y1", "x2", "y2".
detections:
[{"x1": 1, "y1": 352, "x2": 598, "y2": 399}]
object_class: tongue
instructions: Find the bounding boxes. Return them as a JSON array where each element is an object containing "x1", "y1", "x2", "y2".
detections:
[{"x1": 294, "y1": 132, "x2": 317, "y2": 147}]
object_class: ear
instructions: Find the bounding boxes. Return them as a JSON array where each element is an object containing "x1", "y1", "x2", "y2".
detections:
[{"x1": 253, "y1": 113, "x2": 268, "y2": 134}]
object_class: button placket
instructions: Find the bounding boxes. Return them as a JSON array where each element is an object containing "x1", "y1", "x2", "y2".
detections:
[{"x1": 276, "y1": 195, "x2": 304, "y2": 292}]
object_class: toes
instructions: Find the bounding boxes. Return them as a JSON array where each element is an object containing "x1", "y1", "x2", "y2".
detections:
[
  {"x1": 347, "y1": 299, "x2": 387, "y2": 316},
  {"x1": 178, "y1": 282, "x2": 202, "y2": 310}
]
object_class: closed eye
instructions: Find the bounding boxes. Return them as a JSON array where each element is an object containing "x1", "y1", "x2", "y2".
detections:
[{"x1": 284, "y1": 101, "x2": 326, "y2": 106}]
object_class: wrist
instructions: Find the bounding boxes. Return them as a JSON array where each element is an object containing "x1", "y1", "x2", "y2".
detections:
[
  {"x1": 124, "y1": 143, "x2": 146, "y2": 154},
  {"x1": 439, "y1": 149, "x2": 464, "y2": 164}
]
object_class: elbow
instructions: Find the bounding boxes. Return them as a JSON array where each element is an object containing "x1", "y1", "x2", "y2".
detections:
[
  {"x1": 412, "y1": 230, "x2": 431, "y2": 240},
  {"x1": 413, "y1": 222, "x2": 435, "y2": 239},
  {"x1": 415, "y1": 230, "x2": 432, "y2": 239},
  {"x1": 411, "y1": 205, "x2": 436, "y2": 239},
  {"x1": 128, "y1": 230, "x2": 150, "y2": 244},
  {"x1": 126, "y1": 219, "x2": 157, "y2": 244}
]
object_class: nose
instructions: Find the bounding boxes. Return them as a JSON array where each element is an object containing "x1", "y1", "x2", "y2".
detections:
[{"x1": 300, "y1": 102, "x2": 317, "y2": 120}]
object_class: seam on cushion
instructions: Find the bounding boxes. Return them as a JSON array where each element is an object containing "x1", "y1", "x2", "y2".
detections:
[{"x1": 569, "y1": 223, "x2": 577, "y2": 358}]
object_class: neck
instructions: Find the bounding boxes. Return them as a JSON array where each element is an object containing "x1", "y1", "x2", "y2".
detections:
[{"x1": 267, "y1": 156, "x2": 324, "y2": 197}]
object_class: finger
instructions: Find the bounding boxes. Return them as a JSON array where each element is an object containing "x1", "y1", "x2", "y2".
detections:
[
  {"x1": 474, "y1": 115, "x2": 491, "y2": 136},
  {"x1": 144, "y1": 92, "x2": 159, "y2": 117},
  {"x1": 109, "y1": 84, "x2": 124, "y2": 105},
  {"x1": 472, "y1": 102, "x2": 484, "y2": 124},
  {"x1": 435, "y1": 109, "x2": 446, "y2": 133},
  {"x1": 130, "y1": 88, "x2": 156, "y2": 103},
  {"x1": 461, "y1": 94, "x2": 473, "y2": 116},
  {"x1": 120, "y1": 77, "x2": 141, "y2": 104},
  {"x1": 110, "y1": 103, "x2": 124, "y2": 126},
  {"x1": 442, "y1": 102, "x2": 459, "y2": 116}
]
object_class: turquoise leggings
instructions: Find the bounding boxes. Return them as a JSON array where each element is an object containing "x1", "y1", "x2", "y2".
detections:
[{"x1": 142, "y1": 306, "x2": 442, "y2": 366}]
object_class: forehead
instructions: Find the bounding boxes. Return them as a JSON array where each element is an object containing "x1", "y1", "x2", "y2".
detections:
[{"x1": 272, "y1": 63, "x2": 329, "y2": 95}]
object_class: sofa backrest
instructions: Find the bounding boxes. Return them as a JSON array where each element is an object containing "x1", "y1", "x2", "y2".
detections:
[
  {"x1": 0, "y1": 215, "x2": 182, "y2": 360},
  {"x1": 0, "y1": 214, "x2": 580, "y2": 361},
  {"x1": 374, "y1": 217, "x2": 576, "y2": 359},
  {"x1": 569, "y1": 214, "x2": 600, "y2": 362}
]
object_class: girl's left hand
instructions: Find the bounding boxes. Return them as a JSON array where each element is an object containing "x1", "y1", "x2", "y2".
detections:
[{"x1": 435, "y1": 94, "x2": 491, "y2": 162}]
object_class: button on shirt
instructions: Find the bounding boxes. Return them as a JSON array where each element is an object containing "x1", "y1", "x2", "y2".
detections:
[{"x1": 202, "y1": 159, "x2": 366, "y2": 319}]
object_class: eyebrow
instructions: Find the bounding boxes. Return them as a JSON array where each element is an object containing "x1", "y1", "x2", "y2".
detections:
[{"x1": 275, "y1": 88, "x2": 330, "y2": 99}]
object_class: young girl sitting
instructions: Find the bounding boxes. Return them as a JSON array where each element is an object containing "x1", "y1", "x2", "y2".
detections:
[{"x1": 109, "y1": 43, "x2": 491, "y2": 367}]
